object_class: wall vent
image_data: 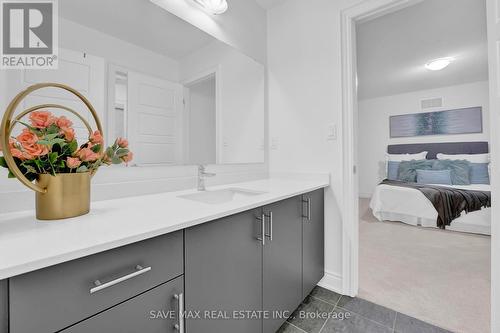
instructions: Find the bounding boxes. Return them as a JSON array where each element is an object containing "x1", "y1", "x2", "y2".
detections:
[{"x1": 421, "y1": 97, "x2": 443, "y2": 109}]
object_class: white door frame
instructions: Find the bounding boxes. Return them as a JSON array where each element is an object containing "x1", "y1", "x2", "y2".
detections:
[
  {"x1": 340, "y1": 0, "x2": 425, "y2": 297},
  {"x1": 182, "y1": 66, "x2": 222, "y2": 164},
  {"x1": 341, "y1": 4, "x2": 497, "y2": 332}
]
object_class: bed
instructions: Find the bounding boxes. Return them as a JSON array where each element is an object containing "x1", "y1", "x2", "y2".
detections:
[{"x1": 369, "y1": 142, "x2": 491, "y2": 235}]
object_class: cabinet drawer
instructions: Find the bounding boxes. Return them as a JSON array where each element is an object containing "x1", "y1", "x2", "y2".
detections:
[
  {"x1": 61, "y1": 276, "x2": 184, "y2": 333},
  {"x1": 10, "y1": 231, "x2": 183, "y2": 333}
]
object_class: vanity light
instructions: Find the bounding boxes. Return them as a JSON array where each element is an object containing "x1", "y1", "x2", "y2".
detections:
[
  {"x1": 425, "y1": 57, "x2": 454, "y2": 71},
  {"x1": 192, "y1": 0, "x2": 228, "y2": 14}
]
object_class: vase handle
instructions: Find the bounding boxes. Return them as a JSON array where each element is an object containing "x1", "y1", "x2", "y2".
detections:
[{"x1": 0, "y1": 83, "x2": 104, "y2": 194}]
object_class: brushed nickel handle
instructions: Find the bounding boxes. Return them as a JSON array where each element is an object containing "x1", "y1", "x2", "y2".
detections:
[
  {"x1": 256, "y1": 213, "x2": 265, "y2": 245},
  {"x1": 174, "y1": 293, "x2": 184, "y2": 332},
  {"x1": 302, "y1": 198, "x2": 311, "y2": 221},
  {"x1": 265, "y1": 211, "x2": 273, "y2": 241},
  {"x1": 90, "y1": 265, "x2": 151, "y2": 294}
]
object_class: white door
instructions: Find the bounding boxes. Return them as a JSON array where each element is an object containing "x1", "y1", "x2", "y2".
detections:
[
  {"x1": 2, "y1": 48, "x2": 105, "y2": 143},
  {"x1": 486, "y1": 0, "x2": 500, "y2": 331},
  {"x1": 127, "y1": 71, "x2": 183, "y2": 166}
]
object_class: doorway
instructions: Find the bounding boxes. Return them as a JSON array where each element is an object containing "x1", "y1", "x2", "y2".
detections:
[
  {"x1": 341, "y1": 0, "x2": 496, "y2": 332},
  {"x1": 184, "y1": 74, "x2": 217, "y2": 165}
]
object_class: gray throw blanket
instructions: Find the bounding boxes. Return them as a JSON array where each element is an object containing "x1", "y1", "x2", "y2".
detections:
[{"x1": 380, "y1": 180, "x2": 491, "y2": 229}]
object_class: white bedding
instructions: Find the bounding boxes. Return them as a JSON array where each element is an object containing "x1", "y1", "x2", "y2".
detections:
[{"x1": 370, "y1": 183, "x2": 491, "y2": 235}]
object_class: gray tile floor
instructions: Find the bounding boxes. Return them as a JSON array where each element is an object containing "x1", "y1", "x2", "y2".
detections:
[{"x1": 277, "y1": 286, "x2": 454, "y2": 333}]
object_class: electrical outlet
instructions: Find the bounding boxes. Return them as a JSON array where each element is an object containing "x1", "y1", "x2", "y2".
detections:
[
  {"x1": 326, "y1": 123, "x2": 337, "y2": 141},
  {"x1": 271, "y1": 137, "x2": 279, "y2": 150}
]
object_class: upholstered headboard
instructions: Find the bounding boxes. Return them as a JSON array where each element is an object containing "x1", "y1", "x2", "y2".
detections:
[{"x1": 388, "y1": 142, "x2": 489, "y2": 159}]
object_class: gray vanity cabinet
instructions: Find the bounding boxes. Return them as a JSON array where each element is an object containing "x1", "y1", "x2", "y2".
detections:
[
  {"x1": 185, "y1": 208, "x2": 263, "y2": 333},
  {"x1": 0, "y1": 280, "x2": 7, "y2": 333},
  {"x1": 262, "y1": 196, "x2": 303, "y2": 333},
  {"x1": 61, "y1": 276, "x2": 184, "y2": 333},
  {"x1": 9, "y1": 231, "x2": 183, "y2": 333},
  {"x1": 302, "y1": 189, "x2": 325, "y2": 298}
]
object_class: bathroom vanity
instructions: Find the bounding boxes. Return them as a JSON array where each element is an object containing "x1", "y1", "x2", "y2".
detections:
[{"x1": 0, "y1": 178, "x2": 327, "y2": 333}]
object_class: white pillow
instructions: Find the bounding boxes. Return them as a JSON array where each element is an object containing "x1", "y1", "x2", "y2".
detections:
[
  {"x1": 386, "y1": 151, "x2": 428, "y2": 162},
  {"x1": 436, "y1": 153, "x2": 490, "y2": 163}
]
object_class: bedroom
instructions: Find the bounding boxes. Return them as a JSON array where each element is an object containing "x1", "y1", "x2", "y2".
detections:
[{"x1": 357, "y1": 1, "x2": 491, "y2": 332}]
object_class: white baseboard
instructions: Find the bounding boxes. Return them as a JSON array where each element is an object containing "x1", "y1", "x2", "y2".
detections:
[{"x1": 317, "y1": 270, "x2": 344, "y2": 295}]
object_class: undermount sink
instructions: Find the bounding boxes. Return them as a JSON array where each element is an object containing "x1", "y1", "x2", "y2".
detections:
[{"x1": 179, "y1": 188, "x2": 267, "y2": 204}]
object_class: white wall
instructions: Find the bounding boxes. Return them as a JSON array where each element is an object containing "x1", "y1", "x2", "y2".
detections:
[
  {"x1": 268, "y1": 0, "x2": 356, "y2": 291},
  {"x1": 60, "y1": 18, "x2": 180, "y2": 82},
  {"x1": 150, "y1": 0, "x2": 267, "y2": 64},
  {"x1": 180, "y1": 41, "x2": 265, "y2": 164},
  {"x1": 358, "y1": 81, "x2": 490, "y2": 197}
]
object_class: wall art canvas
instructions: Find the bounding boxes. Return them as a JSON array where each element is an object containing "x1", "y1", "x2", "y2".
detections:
[{"x1": 390, "y1": 107, "x2": 483, "y2": 138}]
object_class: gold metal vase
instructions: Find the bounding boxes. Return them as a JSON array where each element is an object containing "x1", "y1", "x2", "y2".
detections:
[
  {"x1": 0, "y1": 83, "x2": 103, "y2": 220},
  {"x1": 36, "y1": 173, "x2": 91, "y2": 220}
]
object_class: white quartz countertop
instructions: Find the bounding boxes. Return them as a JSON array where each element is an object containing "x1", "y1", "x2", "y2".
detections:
[{"x1": 0, "y1": 177, "x2": 329, "y2": 280}]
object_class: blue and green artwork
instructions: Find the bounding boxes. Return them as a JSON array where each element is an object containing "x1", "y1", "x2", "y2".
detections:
[{"x1": 390, "y1": 107, "x2": 482, "y2": 138}]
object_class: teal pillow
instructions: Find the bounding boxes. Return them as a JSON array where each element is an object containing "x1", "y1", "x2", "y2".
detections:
[
  {"x1": 416, "y1": 169, "x2": 452, "y2": 185},
  {"x1": 387, "y1": 161, "x2": 400, "y2": 180},
  {"x1": 397, "y1": 160, "x2": 434, "y2": 182},
  {"x1": 432, "y1": 160, "x2": 471, "y2": 185},
  {"x1": 470, "y1": 163, "x2": 490, "y2": 184}
]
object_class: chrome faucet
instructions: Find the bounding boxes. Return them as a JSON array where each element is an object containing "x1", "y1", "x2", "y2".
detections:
[{"x1": 197, "y1": 165, "x2": 216, "y2": 191}]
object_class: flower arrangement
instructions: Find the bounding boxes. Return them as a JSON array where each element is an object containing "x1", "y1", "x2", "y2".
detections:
[{"x1": 0, "y1": 110, "x2": 133, "y2": 180}]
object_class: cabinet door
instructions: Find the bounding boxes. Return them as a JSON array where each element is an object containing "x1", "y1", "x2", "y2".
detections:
[
  {"x1": 185, "y1": 209, "x2": 263, "y2": 333},
  {"x1": 302, "y1": 189, "x2": 325, "y2": 297},
  {"x1": 263, "y1": 196, "x2": 303, "y2": 333},
  {"x1": 62, "y1": 276, "x2": 183, "y2": 333}
]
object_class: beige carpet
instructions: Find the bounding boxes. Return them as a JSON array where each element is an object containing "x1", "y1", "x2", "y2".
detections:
[{"x1": 359, "y1": 198, "x2": 491, "y2": 333}]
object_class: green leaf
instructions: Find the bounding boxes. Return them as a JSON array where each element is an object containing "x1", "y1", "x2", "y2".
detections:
[
  {"x1": 91, "y1": 144, "x2": 101, "y2": 153},
  {"x1": 49, "y1": 152, "x2": 58, "y2": 164},
  {"x1": 14, "y1": 120, "x2": 39, "y2": 134},
  {"x1": 46, "y1": 124, "x2": 59, "y2": 135},
  {"x1": 23, "y1": 164, "x2": 37, "y2": 174},
  {"x1": 116, "y1": 148, "x2": 129, "y2": 157},
  {"x1": 7, "y1": 170, "x2": 15, "y2": 178},
  {"x1": 68, "y1": 140, "x2": 78, "y2": 153},
  {"x1": 45, "y1": 133, "x2": 60, "y2": 141},
  {"x1": 76, "y1": 165, "x2": 88, "y2": 173},
  {"x1": 0, "y1": 156, "x2": 7, "y2": 168},
  {"x1": 112, "y1": 156, "x2": 123, "y2": 165}
]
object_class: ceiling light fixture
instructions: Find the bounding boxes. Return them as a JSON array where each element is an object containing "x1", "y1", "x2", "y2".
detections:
[
  {"x1": 425, "y1": 57, "x2": 454, "y2": 71},
  {"x1": 192, "y1": 0, "x2": 228, "y2": 14}
]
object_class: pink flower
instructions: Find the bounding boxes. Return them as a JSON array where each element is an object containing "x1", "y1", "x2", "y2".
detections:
[
  {"x1": 14, "y1": 128, "x2": 48, "y2": 159},
  {"x1": 16, "y1": 128, "x2": 38, "y2": 147},
  {"x1": 61, "y1": 127, "x2": 75, "y2": 142},
  {"x1": 29, "y1": 111, "x2": 55, "y2": 129},
  {"x1": 11, "y1": 148, "x2": 27, "y2": 160},
  {"x1": 66, "y1": 157, "x2": 82, "y2": 169},
  {"x1": 121, "y1": 151, "x2": 134, "y2": 164},
  {"x1": 55, "y1": 116, "x2": 73, "y2": 129},
  {"x1": 77, "y1": 147, "x2": 99, "y2": 162},
  {"x1": 116, "y1": 137, "x2": 128, "y2": 148},
  {"x1": 90, "y1": 130, "x2": 103, "y2": 145},
  {"x1": 23, "y1": 143, "x2": 48, "y2": 158}
]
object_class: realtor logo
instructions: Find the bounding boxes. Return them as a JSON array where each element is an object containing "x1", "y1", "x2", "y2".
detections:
[{"x1": 1, "y1": 0, "x2": 58, "y2": 69}]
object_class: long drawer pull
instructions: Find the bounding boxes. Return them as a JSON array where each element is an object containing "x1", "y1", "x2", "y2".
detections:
[
  {"x1": 256, "y1": 213, "x2": 266, "y2": 245},
  {"x1": 174, "y1": 293, "x2": 185, "y2": 332},
  {"x1": 90, "y1": 265, "x2": 152, "y2": 294},
  {"x1": 302, "y1": 197, "x2": 311, "y2": 221},
  {"x1": 265, "y1": 211, "x2": 273, "y2": 241}
]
